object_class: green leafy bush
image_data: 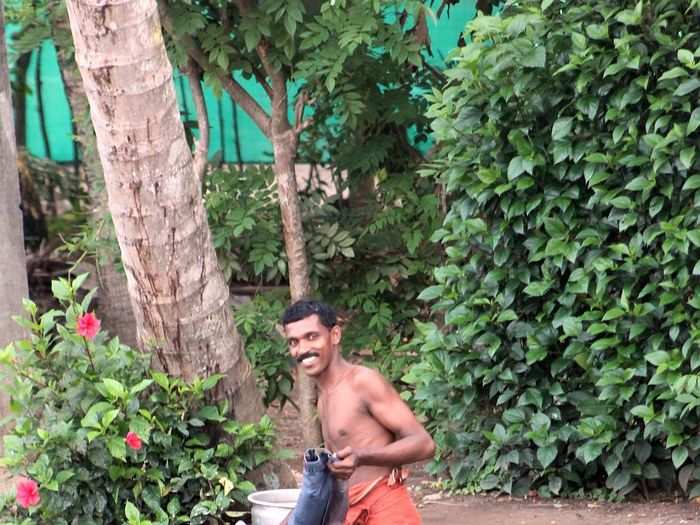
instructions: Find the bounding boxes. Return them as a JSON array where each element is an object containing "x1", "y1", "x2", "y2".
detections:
[
  {"x1": 407, "y1": 0, "x2": 700, "y2": 499},
  {"x1": 0, "y1": 275, "x2": 276, "y2": 524}
]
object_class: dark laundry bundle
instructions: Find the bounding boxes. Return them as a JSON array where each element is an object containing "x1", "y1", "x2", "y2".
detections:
[{"x1": 283, "y1": 448, "x2": 349, "y2": 525}]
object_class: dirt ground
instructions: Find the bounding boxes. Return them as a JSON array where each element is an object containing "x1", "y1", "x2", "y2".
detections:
[
  {"x1": 269, "y1": 396, "x2": 700, "y2": 525},
  {"x1": 416, "y1": 495, "x2": 700, "y2": 525}
]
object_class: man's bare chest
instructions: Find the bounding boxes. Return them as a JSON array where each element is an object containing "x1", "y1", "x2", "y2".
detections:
[{"x1": 318, "y1": 390, "x2": 368, "y2": 449}]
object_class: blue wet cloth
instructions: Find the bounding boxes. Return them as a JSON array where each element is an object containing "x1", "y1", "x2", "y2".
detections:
[{"x1": 287, "y1": 448, "x2": 348, "y2": 525}]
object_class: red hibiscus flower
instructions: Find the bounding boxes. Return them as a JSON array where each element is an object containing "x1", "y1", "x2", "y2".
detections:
[
  {"x1": 125, "y1": 431, "x2": 142, "y2": 450},
  {"x1": 76, "y1": 312, "x2": 101, "y2": 340},
  {"x1": 16, "y1": 477, "x2": 40, "y2": 509}
]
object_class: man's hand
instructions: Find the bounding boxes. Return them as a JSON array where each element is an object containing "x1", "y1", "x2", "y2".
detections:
[{"x1": 328, "y1": 447, "x2": 360, "y2": 480}]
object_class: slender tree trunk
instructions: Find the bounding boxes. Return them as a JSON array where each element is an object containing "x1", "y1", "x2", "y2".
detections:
[
  {"x1": 11, "y1": 53, "x2": 29, "y2": 150},
  {"x1": 53, "y1": 13, "x2": 139, "y2": 348},
  {"x1": 64, "y1": 0, "x2": 264, "y2": 423},
  {"x1": 273, "y1": 134, "x2": 311, "y2": 300},
  {"x1": 270, "y1": 90, "x2": 322, "y2": 448},
  {"x1": 348, "y1": 170, "x2": 376, "y2": 213},
  {"x1": 0, "y1": 0, "x2": 29, "y2": 460}
]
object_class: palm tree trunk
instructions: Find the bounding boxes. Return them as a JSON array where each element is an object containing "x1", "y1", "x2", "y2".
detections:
[
  {"x1": 53, "y1": 17, "x2": 139, "y2": 348},
  {"x1": 64, "y1": 0, "x2": 264, "y2": 424}
]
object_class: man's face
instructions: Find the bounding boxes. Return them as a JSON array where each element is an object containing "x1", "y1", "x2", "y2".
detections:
[{"x1": 284, "y1": 314, "x2": 341, "y2": 377}]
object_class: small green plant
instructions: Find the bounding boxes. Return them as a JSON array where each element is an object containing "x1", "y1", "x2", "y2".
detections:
[
  {"x1": 234, "y1": 294, "x2": 294, "y2": 408},
  {"x1": 320, "y1": 167, "x2": 442, "y2": 383},
  {"x1": 205, "y1": 165, "x2": 357, "y2": 288},
  {"x1": 206, "y1": 165, "x2": 288, "y2": 285},
  {"x1": 0, "y1": 274, "x2": 276, "y2": 525}
]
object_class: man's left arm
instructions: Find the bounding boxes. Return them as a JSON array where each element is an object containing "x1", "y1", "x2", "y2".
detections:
[{"x1": 329, "y1": 368, "x2": 435, "y2": 479}]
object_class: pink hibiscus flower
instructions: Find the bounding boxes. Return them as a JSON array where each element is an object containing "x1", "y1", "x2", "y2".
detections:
[
  {"x1": 76, "y1": 312, "x2": 101, "y2": 340},
  {"x1": 125, "y1": 431, "x2": 142, "y2": 450},
  {"x1": 16, "y1": 477, "x2": 40, "y2": 509}
]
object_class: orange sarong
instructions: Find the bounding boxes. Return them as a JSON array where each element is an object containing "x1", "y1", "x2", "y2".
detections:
[{"x1": 343, "y1": 469, "x2": 421, "y2": 525}]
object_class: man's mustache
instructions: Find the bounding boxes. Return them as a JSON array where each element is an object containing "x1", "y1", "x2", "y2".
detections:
[{"x1": 297, "y1": 351, "x2": 320, "y2": 363}]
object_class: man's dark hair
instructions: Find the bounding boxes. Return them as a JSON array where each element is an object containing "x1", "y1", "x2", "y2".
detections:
[{"x1": 282, "y1": 299, "x2": 337, "y2": 329}]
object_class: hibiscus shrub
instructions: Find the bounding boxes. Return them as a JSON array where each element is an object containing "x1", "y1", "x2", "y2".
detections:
[{"x1": 0, "y1": 274, "x2": 276, "y2": 525}]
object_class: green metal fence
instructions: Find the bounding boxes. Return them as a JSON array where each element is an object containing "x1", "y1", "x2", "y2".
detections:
[{"x1": 5, "y1": 4, "x2": 474, "y2": 163}]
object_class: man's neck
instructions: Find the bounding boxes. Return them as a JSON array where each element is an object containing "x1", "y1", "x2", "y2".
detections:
[{"x1": 316, "y1": 355, "x2": 352, "y2": 393}]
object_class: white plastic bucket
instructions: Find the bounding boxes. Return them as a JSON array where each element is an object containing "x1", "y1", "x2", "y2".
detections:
[{"x1": 247, "y1": 489, "x2": 300, "y2": 525}]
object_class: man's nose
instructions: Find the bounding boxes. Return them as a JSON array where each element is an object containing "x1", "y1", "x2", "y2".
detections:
[
  {"x1": 291, "y1": 345, "x2": 306, "y2": 358},
  {"x1": 298, "y1": 341, "x2": 315, "y2": 354}
]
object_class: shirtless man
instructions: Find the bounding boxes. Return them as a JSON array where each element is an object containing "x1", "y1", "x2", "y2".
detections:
[{"x1": 282, "y1": 300, "x2": 435, "y2": 525}]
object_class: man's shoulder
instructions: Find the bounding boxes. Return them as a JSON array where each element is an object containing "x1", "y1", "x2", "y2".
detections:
[
  {"x1": 346, "y1": 364, "x2": 391, "y2": 393},
  {"x1": 348, "y1": 363, "x2": 382, "y2": 380}
]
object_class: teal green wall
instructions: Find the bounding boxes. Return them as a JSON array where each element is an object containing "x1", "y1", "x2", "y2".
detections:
[{"x1": 4, "y1": 3, "x2": 474, "y2": 163}]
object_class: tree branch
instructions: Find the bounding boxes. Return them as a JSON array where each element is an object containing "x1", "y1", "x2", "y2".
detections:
[
  {"x1": 225, "y1": 1, "x2": 271, "y2": 97},
  {"x1": 255, "y1": 41, "x2": 292, "y2": 138},
  {"x1": 423, "y1": 60, "x2": 446, "y2": 84},
  {"x1": 157, "y1": 0, "x2": 272, "y2": 136},
  {"x1": 253, "y1": 67, "x2": 274, "y2": 98},
  {"x1": 295, "y1": 118, "x2": 314, "y2": 134},
  {"x1": 183, "y1": 59, "x2": 209, "y2": 180},
  {"x1": 293, "y1": 89, "x2": 314, "y2": 135},
  {"x1": 231, "y1": 0, "x2": 289, "y2": 134},
  {"x1": 294, "y1": 90, "x2": 308, "y2": 128},
  {"x1": 218, "y1": 1, "x2": 230, "y2": 33}
]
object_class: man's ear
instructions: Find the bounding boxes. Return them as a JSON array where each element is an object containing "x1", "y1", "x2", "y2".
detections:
[{"x1": 331, "y1": 324, "x2": 342, "y2": 345}]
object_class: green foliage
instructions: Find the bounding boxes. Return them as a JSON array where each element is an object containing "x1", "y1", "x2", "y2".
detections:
[
  {"x1": 295, "y1": 1, "x2": 438, "y2": 205},
  {"x1": 295, "y1": 0, "x2": 426, "y2": 126},
  {"x1": 165, "y1": 0, "x2": 430, "y2": 90},
  {"x1": 408, "y1": 0, "x2": 700, "y2": 499},
  {"x1": 0, "y1": 275, "x2": 276, "y2": 524},
  {"x1": 5, "y1": 0, "x2": 72, "y2": 57},
  {"x1": 318, "y1": 168, "x2": 442, "y2": 382},
  {"x1": 205, "y1": 161, "x2": 441, "y2": 388},
  {"x1": 205, "y1": 165, "x2": 357, "y2": 287},
  {"x1": 164, "y1": 0, "x2": 314, "y2": 94},
  {"x1": 233, "y1": 294, "x2": 294, "y2": 407},
  {"x1": 205, "y1": 166, "x2": 287, "y2": 284}
]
